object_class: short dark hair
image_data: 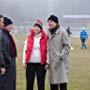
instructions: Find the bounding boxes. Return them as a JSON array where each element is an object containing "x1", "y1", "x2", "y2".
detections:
[{"x1": 0, "y1": 15, "x2": 3, "y2": 19}]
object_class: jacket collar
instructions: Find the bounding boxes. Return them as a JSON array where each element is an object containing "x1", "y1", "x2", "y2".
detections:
[{"x1": 48, "y1": 28, "x2": 60, "y2": 39}]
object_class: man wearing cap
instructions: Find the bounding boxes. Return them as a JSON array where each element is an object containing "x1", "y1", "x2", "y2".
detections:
[{"x1": 47, "y1": 15, "x2": 70, "y2": 90}]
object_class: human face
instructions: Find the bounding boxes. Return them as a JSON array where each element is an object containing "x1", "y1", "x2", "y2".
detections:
[
  {"x1": 33, "y1": 25, "x2": 41, "y2": 34},
  {"x1": 0, "y1": 17, "x2": 4, "y2": 28},
  {"x1": 4, "y1": 24, "x2": 14, "y2": 32},
  {"x1": 48, "y1": 20, "x2": 57, "y2": 29}
]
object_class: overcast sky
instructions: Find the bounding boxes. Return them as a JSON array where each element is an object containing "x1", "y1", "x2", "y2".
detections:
[{"x1": 0, "y1": 0, "x2": 90, "y2": 22}]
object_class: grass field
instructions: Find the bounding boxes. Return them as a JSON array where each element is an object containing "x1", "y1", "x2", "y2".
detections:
[{"x1": 14, "y1": 34, "x2": 90, "y2": 90}]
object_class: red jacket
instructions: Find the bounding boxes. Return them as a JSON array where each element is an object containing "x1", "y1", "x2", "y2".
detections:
[{"x1": 26, "y1": 30, "x2": 48, "y2": 64}]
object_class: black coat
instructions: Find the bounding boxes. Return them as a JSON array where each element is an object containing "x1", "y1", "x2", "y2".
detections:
[
  {"x1": 0, "y1": 29, "x2": 5, "y2": 68},
  {"x1": 0, "y1": 30, "x2": 16, "y2": 90},
  {"x1": 0, "y1": 30, "x2": 12, "y2": 68}
]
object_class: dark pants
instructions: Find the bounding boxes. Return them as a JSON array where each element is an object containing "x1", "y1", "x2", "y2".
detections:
[
  {"x1": 81, "y1": 38, "x2": 87, "y2": 49},
  {"x1": 26, "y1": 63, "x2": 46, "y2": 90},
  {"x1": 50, "y1": 83, "x2": 67, "y2": 90},
  {"x1": 0, "y1": 58, "x2": 16, "y2": 90}
]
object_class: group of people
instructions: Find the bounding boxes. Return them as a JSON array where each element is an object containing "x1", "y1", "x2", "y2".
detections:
[{"x1": 0, "y1": 15, "x2": 70, "y2": 90}]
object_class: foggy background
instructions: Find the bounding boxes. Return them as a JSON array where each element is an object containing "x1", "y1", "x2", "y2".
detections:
[{"x1": 0, "y1": 0, "x2": 90, "y2": 35}]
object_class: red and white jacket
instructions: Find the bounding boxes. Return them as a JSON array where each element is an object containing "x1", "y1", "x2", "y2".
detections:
[{"x1": 23, "y1": 30, "x2": 48, "y2": 64}]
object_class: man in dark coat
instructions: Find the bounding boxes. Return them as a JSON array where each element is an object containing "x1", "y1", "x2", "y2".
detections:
[
  {"x1": 0, "y1": 15, "x2": 6, "y2": 75},
  {"x1": 66, "y1": 26, "x2": 72, "y2": 37},
  {"x1": 0, "y1": 17, "x2": 17, "y2": 90}
]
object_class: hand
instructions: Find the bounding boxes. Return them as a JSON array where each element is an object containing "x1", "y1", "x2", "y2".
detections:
[
  {"x1": 45, "y1": 64, "x2": 49, "y2": 70},
  {"x1": 22, "y1": 63, "x2": 27, "y2": 69},
  {"x1": 0, "y1": 68, "x2": 6, "y2": 75}
]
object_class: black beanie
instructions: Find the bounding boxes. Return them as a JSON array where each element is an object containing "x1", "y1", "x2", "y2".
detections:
[
  {"x1": 4, "y1": 17, "x2": 13, "y2": 26},
  {"x1": 48, "y1": 15, "x2": 59, "y2": 24}
]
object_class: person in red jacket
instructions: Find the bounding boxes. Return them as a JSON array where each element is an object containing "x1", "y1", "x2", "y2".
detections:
[{"x1": 23, "y1": 20, "x2": 49, "y2": 90}]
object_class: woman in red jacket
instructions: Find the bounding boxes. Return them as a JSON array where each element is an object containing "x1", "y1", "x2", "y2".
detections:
[{"x1": 23, "y1": 20, "x2": 49, "y2": 90}]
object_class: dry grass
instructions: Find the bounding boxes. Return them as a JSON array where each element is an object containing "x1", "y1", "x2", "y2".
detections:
[{"x1": 14, "y1": 34, "x2": 90, "y2": 90}]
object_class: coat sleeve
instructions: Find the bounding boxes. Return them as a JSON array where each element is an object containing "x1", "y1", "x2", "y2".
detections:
[
  {"x1": 59, "y1": 30, "x2": 71, "y2": 61},
  {"x1": 2, "y1": 38, "x2": 12, "y2": 65},
  {"x1": 23, "y1": 39, "x2": 28, "y2": 64},
  {"x1": 0, "y1": 33, "x2": 5, "y2": 67}
]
